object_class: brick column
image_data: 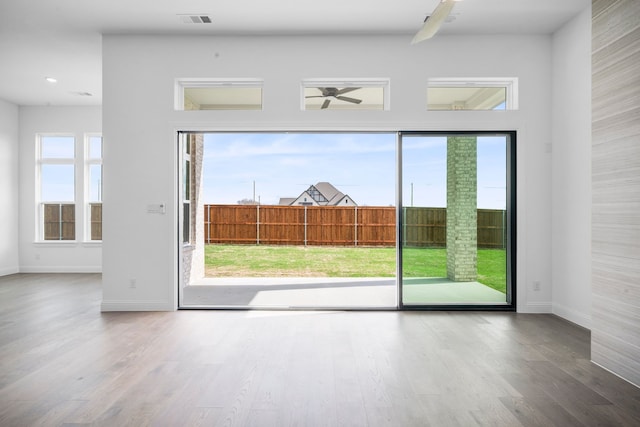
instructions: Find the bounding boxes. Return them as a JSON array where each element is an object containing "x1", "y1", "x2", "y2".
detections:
[
  {"x1": 446, "y1": 136, "x2": 477, "y2": 281},
  {"x1": 190, "y1": 134, "x2": 205, "y2": 282}
]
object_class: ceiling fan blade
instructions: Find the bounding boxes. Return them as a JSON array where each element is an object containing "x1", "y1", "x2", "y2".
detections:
[
  {"x1": 336, "y1": 96, "x2": 362, "y2": 104},
  {"x1": 411, "y1": 0, "x2": 457, "y2": 44},
  {"x1": 321, "y1": 99, "x2": 331, "y2": 109},
  {"x1": 305, "y1": 95, "x2": 326, "y2": 99},
  {"x1": 335, "y1": 87, "x2": 361, "y2": 95}
]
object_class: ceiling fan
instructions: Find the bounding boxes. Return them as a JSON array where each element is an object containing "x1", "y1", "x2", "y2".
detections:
[
  {"x1": 305, "y1": 87, "x2": 363, "y2": 109},
  {"x1": 411, "y1": 0, "x2": 460, "y2": 44}
]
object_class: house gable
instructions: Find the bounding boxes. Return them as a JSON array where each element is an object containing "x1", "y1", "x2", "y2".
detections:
[
  {"x1": 280, "y1": 182, "x2": 357, "y2": 206},
  {"x1": 290, "y1": 191, "x2": 319, "y2": 206},
  {"x1": 332, "y1": 194, "x2": 356, "y2": 206}
]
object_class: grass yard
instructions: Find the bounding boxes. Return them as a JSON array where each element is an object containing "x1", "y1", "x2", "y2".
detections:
[{"x1": 205, "y1": 244, "x2": 507, "y2": 293}]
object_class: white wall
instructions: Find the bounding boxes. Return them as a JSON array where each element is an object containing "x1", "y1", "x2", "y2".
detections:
[
  {"x1": 0, "y1": 99, "x2": 20, "y2": 276},
  {"x1": 19, "y1": 106, "x2": 102, "y2": 273},
  {"x1": 551, "y1": 6, "x2": 592, "y2": 328},
  {"x1": 102, "y1": 34, "x2": 554, "y2": 311}
]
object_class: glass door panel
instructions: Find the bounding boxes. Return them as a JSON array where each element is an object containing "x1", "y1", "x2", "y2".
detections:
[{"x1": 399, "y1": 132, "x2": 513, "y2": 308}]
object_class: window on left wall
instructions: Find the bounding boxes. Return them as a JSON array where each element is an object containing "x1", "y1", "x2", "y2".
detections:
[
  {"x1": 37, "y1": 134, "x2": 103, "y2": 242},
  {"x1": 87, "y1": 135, "x2": 103, "y2": 241},
  {"x1": 39, "y1": 135, "x2": 76, "y2": 240}
]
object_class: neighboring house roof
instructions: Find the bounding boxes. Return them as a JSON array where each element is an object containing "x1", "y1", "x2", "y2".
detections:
[
  {"x1": 280, "y1": 182, "x2": 357, "y2": 206},
  {"x1": 332, "y1": 194, "x2": 354, "y2": 205},
  {"x1": 314, "y1": 182, "x2": 341, "y2": 202},
  {"x1": 278, "y1": 197, "x2": 296, "y2": 205}
]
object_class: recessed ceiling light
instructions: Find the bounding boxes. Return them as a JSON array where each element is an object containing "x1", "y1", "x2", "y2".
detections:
[{"x1": 45, "y1": 77, "x2": 57, "y2": 83}]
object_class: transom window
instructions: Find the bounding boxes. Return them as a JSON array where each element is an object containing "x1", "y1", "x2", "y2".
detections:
[
  {"x1": 175, "y1": 78, "x2": 263, "y2": 111},
  {"x1": 427, "y1": 78, "x2": 518, "y2": 111},
  {"x1": 301, "y1": 79, "x2": 390, "y2": 111}
]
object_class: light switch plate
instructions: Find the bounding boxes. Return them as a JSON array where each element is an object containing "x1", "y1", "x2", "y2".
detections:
[{"x1": 147, "y1": 203, "x2": 166, "y2": 214}]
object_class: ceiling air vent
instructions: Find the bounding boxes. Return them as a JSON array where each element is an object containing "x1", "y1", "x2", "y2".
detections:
[{"x1": 178, "y1": 15, "x2": 212, "y2": 24}]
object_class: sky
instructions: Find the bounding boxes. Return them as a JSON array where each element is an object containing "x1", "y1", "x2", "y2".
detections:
[
  {"x1": 39, "y1": 135, "x2": 102, "y2": 203},
  {"x1": 38, "y1": 132, "x2": 506, "y2": 209},
  {"x1": 202, "y1": 133, "x2": 507, "y2": 209}
]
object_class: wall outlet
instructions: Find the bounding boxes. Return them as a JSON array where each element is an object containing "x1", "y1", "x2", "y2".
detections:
[
  {"x1": 533, "y1": 281, "x2": 541, "y2": 291},
  {"x1": 129, "y1": 279, "x2": 137, "y2": 289}
]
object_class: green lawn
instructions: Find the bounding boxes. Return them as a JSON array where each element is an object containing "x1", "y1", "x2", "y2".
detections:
[
  {"x1": 402, "y1": 248, "x2": 506, "y2": 293},
  {"x1": 205, "y1": 244, "x2": 506, "y2": 293}
]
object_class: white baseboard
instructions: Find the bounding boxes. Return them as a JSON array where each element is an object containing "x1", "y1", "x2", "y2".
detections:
[
  {"x1": 518, "y1": 301, "x2": 552, "y2": 313},
  {"x1": 101, "y1": 299, "x2": 175, "y2": 312},
  {"x1": 19, "y1": 266, "x2": 102, "y2": 273},
  {"x1": 0, "y1": 266, "x2": 19, "y2": 277},
  {"x1": 552, "y1": 302, "x2": 591, "y2": 329}
]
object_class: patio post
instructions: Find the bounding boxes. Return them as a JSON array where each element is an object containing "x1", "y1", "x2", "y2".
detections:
[{"x1": 446, "y1": 136, "x2": 477, "y2": 281}]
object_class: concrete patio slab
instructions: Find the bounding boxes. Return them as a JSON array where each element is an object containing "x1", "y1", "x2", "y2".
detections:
[{"x1": 183, "y1": 277, "x2": 507, "y2": 308}]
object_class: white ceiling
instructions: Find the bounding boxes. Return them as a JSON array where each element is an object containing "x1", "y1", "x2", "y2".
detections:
[{"x1": 0, "y1": 0, "x2": 589, "y2": 107}]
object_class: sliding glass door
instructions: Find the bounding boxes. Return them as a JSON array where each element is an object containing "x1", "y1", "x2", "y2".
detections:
[
  {"x1": 178, "y1": 130, "x2": 515, "y2": 310},
  {"x1": 398, "y1": 132, "x2": 515, "y2": 309}
]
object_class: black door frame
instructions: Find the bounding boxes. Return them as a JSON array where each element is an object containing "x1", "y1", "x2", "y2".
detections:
[{"x1": 396, "y1": 130, "x2": 516, "y2": 311}]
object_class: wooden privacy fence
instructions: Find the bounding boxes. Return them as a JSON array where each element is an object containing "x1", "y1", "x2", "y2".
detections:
[
  {"x1": 402, "y1": 208, "x2": 506, "y2": 248},
  {"x1": 204, "y1": 205, "x2": 506, "y2": 249},
  {"x1": 43, "y1": 203, "x2": 75, "y2": 240}
]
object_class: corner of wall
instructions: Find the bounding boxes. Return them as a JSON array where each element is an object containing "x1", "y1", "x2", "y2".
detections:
[
  {"x1": 549, "y1": 5, "x2": 592, "y2": 328},
  {"x1": 0, "y1": 98, "x2": 20, "y2": 276},
  {"x1": 552, "y1": 302, "x2": 592, "y2": 329}
]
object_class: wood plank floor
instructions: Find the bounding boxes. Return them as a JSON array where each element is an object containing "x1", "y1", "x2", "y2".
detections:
[{"x1": 1, "y1": 274, "x2": 639, "y2": 426}]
